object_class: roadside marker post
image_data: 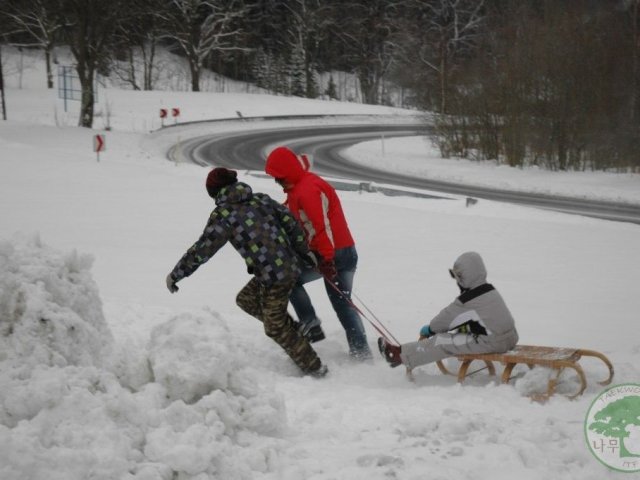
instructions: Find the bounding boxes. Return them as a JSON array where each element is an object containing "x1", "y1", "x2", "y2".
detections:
[
  {"x1": 93, "y1": 134, "x2": 105, "y2": 162},
  {"x1": 160, "y1": 108, "x2": 168, "y2": 127}
]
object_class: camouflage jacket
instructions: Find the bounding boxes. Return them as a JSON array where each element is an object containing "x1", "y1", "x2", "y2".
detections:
[{"x1": 170, "y1": 182, "x2": 309, "y2": 286}]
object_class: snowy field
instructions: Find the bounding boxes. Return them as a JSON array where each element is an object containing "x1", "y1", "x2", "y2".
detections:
[
  {"x1": 344, "y1": 138, "x2": 640, "y2": 205},
  {"x1": 1, "y1": 49, "x2": 640, "y2": 480}
]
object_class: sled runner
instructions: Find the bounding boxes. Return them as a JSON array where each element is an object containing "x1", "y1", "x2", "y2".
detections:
[{"x1": 413, "y1": 345, "x2": 614, "y2": 400}]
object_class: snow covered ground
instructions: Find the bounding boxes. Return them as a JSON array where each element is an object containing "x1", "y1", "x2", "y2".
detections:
[
  {"x1": 1, "y1": 49, "x2": 639, "y2": 480},
  {"x1": 344, "y1": 137, "x2": 640, "y2": 205}
]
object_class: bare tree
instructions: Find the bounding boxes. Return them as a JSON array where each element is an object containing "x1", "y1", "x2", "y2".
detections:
[
  {"x1": 112, "y1": 0, "x2": 167, "y2": 91},
  {"x1": 333, "y1": 0, "x2": 402, "y2": 105},
  {"x1": 624, "y1": 0, "x2": 640, "y2": 123},
  {"x1": 280, "y1": 0, "x2": 333, "y2": 98},
  {"x1": 0, "y1": 9, "x2": 7, "y2": 120},
  {"x1": 0, "y1": 43, "x2": 6, "y2": 120},
  {"x1": 58, "y1": 0, "x2": 126, "y2": 128},
  {"x1": 0, "y1": 0, "x2": 62, "y2": 89},
  {"x1": 430, "y1": 0, "x2": 640, "y2": 171},
  {"x1": 412, "y1": 0, "x2": 485, "y2": 113},
  {"x1": 162, "y1": 0, "x2": 249, "y2": 92}
]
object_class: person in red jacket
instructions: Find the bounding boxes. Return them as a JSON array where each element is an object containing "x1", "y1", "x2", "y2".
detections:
[{"x1": 265, "y1": 146, "x2": 372, "y2": 360}]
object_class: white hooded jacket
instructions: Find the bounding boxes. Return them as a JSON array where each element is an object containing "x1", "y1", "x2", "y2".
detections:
[
  {"x1": 399, "y1": 252, "x2": 519, "y2": 369},
  {"x1": 430, "y1": 252, "x2": 517, "y2": 338}
]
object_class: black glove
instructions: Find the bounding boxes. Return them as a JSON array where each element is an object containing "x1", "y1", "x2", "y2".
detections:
[
  {"x1": 318, "y1": 258, "x2": 337, "y2": 282},
  {"x1": 302, "y1": 250, "x2": 320, "y2": 269},
  {"x1": 166, "y1": 273, "x2": 179, "y2": 293}
]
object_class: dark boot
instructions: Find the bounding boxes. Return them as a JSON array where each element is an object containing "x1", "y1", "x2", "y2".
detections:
[
  {"x1": 306, "y1": 364, "x2": 329, "y2": 378},
  {"x1": 377, "y1": 337, "x2": 402, "y2": 368},
  {"x1": 296, "y1": 317, "x2": 326, "y2": 343}
]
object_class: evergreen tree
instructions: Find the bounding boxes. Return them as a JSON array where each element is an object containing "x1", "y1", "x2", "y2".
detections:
[
  {"x1": 290, "y1": 42, "x2": 306, "y2": 97},
  {"x1": 305, "y1": 61, "x2": 318, "y2": 98},
  {"x1": 272, "y1": 54, "x2": 289, "y2": 95},
  {"x1": 252, "y1": 47, "x2": 269, "y2": 90},
  {"x1": 325, "y1": 74, "x2": 337, "y2": 99}
]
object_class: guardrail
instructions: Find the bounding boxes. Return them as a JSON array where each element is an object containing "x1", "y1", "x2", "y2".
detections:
[{"x1": 157, "y1": 112, "x2": 427, "y2": 131}]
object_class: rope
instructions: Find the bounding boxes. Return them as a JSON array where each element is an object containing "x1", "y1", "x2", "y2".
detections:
[{"x1": 322, "y1": 274, "x2": 401, "y2": 346}]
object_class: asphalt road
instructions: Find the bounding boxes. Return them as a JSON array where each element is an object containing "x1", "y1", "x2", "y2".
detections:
[{"x1": 171, "y1": 121, "x2": 640, "y2": 225}]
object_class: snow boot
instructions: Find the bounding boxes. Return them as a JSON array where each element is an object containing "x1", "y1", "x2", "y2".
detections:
[
  {"x1": 307, "y1": 364, "x2": 329, "y2": 378},
  {"x1": 377, "y1": 337, "x2": 402, "y2": 368},
  {"x1": 306, "y1": 325, "x2": 326, "y2": 343},
  {"x1": 298, "y1": 318, "x2": 326, "y2": 343}
]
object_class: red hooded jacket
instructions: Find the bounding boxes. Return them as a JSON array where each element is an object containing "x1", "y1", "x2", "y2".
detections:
[{"x1": 265, "y1": 146, "x2": 355, "y2": 261}]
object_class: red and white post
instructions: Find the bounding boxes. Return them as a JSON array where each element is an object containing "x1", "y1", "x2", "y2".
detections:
[
  {"x1": 93, "y1": 134, "x2": 106, "y2": 162},
  {"x1": 159, "y1": 108, "x2": 168, "y2": 127}
]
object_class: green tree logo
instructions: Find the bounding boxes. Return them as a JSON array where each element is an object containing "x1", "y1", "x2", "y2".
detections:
[{"x1": 585, "y1": 384, "x2": 640, "y2": 472}]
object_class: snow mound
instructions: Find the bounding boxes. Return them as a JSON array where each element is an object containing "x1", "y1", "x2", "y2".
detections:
[
  {"x1": 148, "y1": 311, "x2": 287, "y2": 433},
  {"x1": 149, "y1": 310, "x2": 238, "y2": 403},
  {"x1": 0, "y1": 235, "x2": 113, "y2": 368},
  {"x1": 0, "y1": 362, "x2": 288, "y2": 480},
  {"x1": 0, "y1": 237, "x2": 289, "y2": 479},
  {"x1": 514, "y1": 366, "x2": 582, "y2": 397}
]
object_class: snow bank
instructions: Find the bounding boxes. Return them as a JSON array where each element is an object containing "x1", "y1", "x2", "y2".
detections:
[
  {"x1": 0, "y1": 237, "x2": 289, "y2": 480},
  {"x1": 0, "y1": 234, "x2": 112, "y2": 368},
  {"x1": 344, "y1": 136, "x2": 640, "y2": 205}
]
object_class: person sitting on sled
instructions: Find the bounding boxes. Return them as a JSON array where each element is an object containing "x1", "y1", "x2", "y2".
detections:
[{"x1": 378, "y1": 251, "x2": 519, "y2": 369}]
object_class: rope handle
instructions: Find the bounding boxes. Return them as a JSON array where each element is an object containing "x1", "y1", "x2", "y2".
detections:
[{"x1": 322, "y1": 273, "x2": 401, "y2": 346}]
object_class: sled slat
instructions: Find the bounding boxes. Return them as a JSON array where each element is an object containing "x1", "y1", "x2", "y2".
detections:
[{"x1": 430, "y1": 344, "x2": 613, "y2": 400}]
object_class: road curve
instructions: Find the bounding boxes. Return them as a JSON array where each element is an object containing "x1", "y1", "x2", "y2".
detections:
[{"x1": 173, "y1": 121, "x2": 640, "y2": 225}]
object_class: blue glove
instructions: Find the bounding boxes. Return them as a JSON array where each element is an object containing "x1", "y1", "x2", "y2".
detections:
[{"x1": 419, "y1": 325, "x2": 433, "y2": 338}]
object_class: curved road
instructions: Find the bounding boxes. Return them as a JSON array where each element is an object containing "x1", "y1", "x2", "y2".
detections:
[{"x1": 172, "y1": 121, "x2": 640, "y2": 225}]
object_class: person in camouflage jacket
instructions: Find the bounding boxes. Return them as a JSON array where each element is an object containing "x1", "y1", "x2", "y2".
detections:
[{"x1": 166, "y1": 167, "x2": 327, "y2": 377}]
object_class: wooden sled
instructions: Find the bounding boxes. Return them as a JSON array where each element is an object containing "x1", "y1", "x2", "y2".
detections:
[{"x1": 410, "y1": 345, "x2": 614, "y2": 401}]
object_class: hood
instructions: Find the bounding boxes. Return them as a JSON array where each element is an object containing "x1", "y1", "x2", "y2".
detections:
[
  {"x1": 450, "y1": 251, "x2": 487, "y2": 290},
  {"x1": 215, "y1": 181, "x2": 252, "y2": 205},
  {"x1": 265, "y1": 146, "x2": 307, "y2": 185}
]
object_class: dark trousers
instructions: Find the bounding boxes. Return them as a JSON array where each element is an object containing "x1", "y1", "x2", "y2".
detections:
[{"x1": 236, "y1": 277, "x2": 321, "y2": 373}]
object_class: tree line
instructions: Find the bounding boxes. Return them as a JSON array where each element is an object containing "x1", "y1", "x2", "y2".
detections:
[
  {"x1": 427, "y1": 0, "x2": 640, "y2": 171},
  {"x1": 0, "y1": 0, "x2": 638, "y2": 170}
]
